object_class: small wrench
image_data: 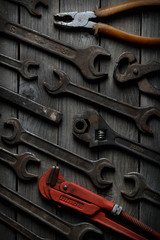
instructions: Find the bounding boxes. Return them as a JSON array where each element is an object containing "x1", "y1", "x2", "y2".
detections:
[
  {"x1": 44, "y1": 70, "x2": 160, "y2": 134},
  {"x1": 113, "y1": 52, "x2": 160, "y2": 97},
  {"x1": 0, "y1": 14, "x2": 110, "y2": 80},
  {"x1": 6, "y1": 0, "x2": 48, "y2": 17},
  {"x1": 72, "y1": 110, "x2": 160, "y2": 166},
  {"x1": 1, "y1": 118, "x2": 115, "y2": 189},
  {"x1": 0, "y1": 147, "x2": 40, "y2": 181},
  {"x1": 0, "y1": 184, "x2": 102, "y2": 240},
  {"x1": 0, "y1": 53, "x2": 39, "y2": 80},
  {"x1": 0, "y1": 86, "x2": 62, "y2": 125},
  {"x1": 121, "y1": 172, "x2": 160, "y2": 206},
  {"x1": 0, "y1": 212, "x2": 50, "y2": 240}
]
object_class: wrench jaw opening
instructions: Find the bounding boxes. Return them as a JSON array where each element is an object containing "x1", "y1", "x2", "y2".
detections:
[
  {"x1": 21, "y1": 59, "x2": 39, "y2": 80},
  {"x1": 44, "y1": 69, "x2": 70, "y2": 95},
  {"x1": 2, "y1": 119, "x2": 24, "y2": 145},
  {"x1": 24, "y1": 0, "x2": 49, "y2": 17}
]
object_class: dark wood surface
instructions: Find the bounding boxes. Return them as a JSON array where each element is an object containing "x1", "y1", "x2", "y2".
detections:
[{"x1": 0, "y1": 0, "x2": 160, "y2": 239}]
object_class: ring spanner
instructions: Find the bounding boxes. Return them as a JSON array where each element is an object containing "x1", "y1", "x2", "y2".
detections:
[
  {"x1": 39, "y1": 166, "x2": 160, "y2": 240},
  {"x1": 0, "y1": 14, "x2": 110, "y2": 80},
  {"x1": 0, "y1": 184, "x2": 102, "y2": 240},
  {"x1": 0, "y1": 147, "x2": 40, "y2": 181},
  {"x1": 44, "y1": 70, "x2": 160, "y2": 134},
  {"x1": 72, "y1": 110, "x2": 160, "y2": 166},
  {"x1": 1, "y1": 118, "x2": 115, "y2": 189}
]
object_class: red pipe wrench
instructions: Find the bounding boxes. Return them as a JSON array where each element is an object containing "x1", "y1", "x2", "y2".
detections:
[{"x1": 39, "y1": 166, "x2": 160, "y2": 240}]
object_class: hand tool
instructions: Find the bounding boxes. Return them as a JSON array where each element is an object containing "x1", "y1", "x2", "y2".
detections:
[
  {"x1": 72, "y1": 110, "x2": 160, "y2": 166},
  {"x1": 0, "y1": 53, "x2": 39, "y2": 80},
  {"x1": 0, "y1": 184, "x2": 102, "y2": 240},
  {"x1": 0, "y1": 147, "x2": 40, "y2": 181},
  {"x1": 0, "y1": 86, "x2": 62, "y2": 124},
  {"x1": 0, "y1": 211, "x2": 50, "y2": 240},
  {"x1": 39, "y1": 166, "x2": 160, "y2": 240},
  {"x1": 44, "y1": 69, "x2": 160, "y2": 134},
  {"x1": 121, "y1": 172, "x2": 160, "y2": 206},
  {"x1": 5, "y1": 0, "x2": 48, "y2": 17},
  {"x1": 54, "y1": 0, "x2": 160, "y2": 46},
  {"x1": 113, "y1": 52, "x2": 160, "y2": 97},
  {"x1": 0, "y1": 14, "x2": 110, "y2": 81},
  {"x1": 1, "y1": 118, "x2": 115, "y2": 189}
]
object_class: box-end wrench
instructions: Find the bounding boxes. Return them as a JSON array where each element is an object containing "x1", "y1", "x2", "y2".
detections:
[
  {"x1": 0, "y1": 184, "x2": 102, "y2": 240},
  {"x1": 1, "y1": 118, "x2": 115, "y2": 189},
  {"x1": 0, "y1": 86, "x2": 62, "y2": 125},
  {"x1": 6, "y1": 0, "x2": 48, "y2": 17},
  {"x1": 121, "y1": 172, "x2": 160, "y2": 206},
  {"x1": 0, "y1": 212, "x2": 50, "y2": 240},
  {"x1": 44, "y1": 70, "x2": 160, "y2": 134},
  {"x1": 0, "y1": 14, "x2": 110, "y2": 80},
  {"x1": 0, "y1": 53, "x2": 39, "y2": 80},
  {"x1": 0, "y1": 147, "x2": 40, "y2": 181},
  {"x1": 72, "y1": 110, "x2": 160, "y2": 166}
]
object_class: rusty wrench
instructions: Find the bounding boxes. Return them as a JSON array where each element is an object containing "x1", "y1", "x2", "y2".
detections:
[
  {"x1": 0, "y1": 53, "x2": 39, "y2": 80},
  {"x1": 0, "y1": 184, "x2": 102, "y2": 240},
  {"x1": 44, "y1": 70, "x2": 160, "y2": 134},
  {"x1": 72, "y1": 110, "x2": 160, "y2": 166},
  {"x1": 0, "y1": 86, "x2": 62, "y2": 124},
  {"x1": 0, "y1": 147, "x2": 40, "y2": 181},
  {"x1": 121, "y1": 172, "x2": 160, "y2": 206},
  {"x1": 0, "y1": 14, "x2": 110, "y2": 80},
  {"x1": 1, "y1": 118, "x2": 115, "y2": 189},
  {"x1": 6, "y1": 0, "x2": 48, "y2": 17}
]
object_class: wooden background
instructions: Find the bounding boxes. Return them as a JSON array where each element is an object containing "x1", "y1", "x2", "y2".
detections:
[{"x1": 0, "y1": 0, "x2": 160, "y2": 239}]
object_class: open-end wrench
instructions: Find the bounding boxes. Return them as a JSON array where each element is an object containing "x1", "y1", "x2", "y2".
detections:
[
  {"x1": 6, "y1": 0, "x2": 48, "y2": 17},
  {"x1": 0, "y1": 86, "x2": 62, "y2": 125},
  {"x1": 0, "y1": 184, "x2": 102, "y2": 240},
  {"x1": 0, "y1": 53, "x2": 39, "y2": 80},
  {"x1": 121, "y1": 172, "x2": 160, "y2": 206},
  {"x1": 0, "y1": 212, "x2": 50, "y2": 240},
  {"x1": 44, "y1": 70, "x2": 160, "y2": 134},
  {"x1": 72, "y1": 110, "x2": 160, "y2": 166},
  {"x1": 0, "y1": 14, "x2": 110, "y2": 80},
  {"x1": 1, "y1": 118, "x2": 115, "y2": 189},
  {"x1": 0, "y1": 147, "x2": 40, "y2": 181}
]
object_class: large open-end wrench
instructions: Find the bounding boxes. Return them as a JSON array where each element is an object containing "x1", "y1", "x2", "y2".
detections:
[
  {"x1": 121, "y1": 172, "x2": 160, "y2": 206},
  {"x1": 0, "y1": 53, "x2": 39, "y2": 80},
  {"x1": 0, "y1": 212, "x2": 50, "y2": 240},
  {"x1": 0, "y1": 184, "x2": 102, "y2": 240},
  {"x1": 72, "y1": 110, "x2": 160, "y2": 166},
  {"x1": 44, "y1": 70, "x2": 160, "y2": 134},
  {"x1": 0, "y1": 86, "x2": 62, "y2": 124},
  {"x1": 1, "y1": 118, "x2": 115, "y2": 189},
  {"x1": 0, "y1": 14, "x2": 110, "y2": 80},
  {"x1": 0, "y1": 147, "x2": 40, "y2": 181},
  {"x1": 6, "y1": 0, "x2": 48, "y2": 17}
]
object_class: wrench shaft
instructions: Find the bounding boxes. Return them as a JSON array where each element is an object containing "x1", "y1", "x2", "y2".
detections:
[
  {"x1": 0, "y1": 53, "x2": 22, "y2": 71},
  {"x1": 144, "y1": 188, "x2": 160, "y2": 206}
]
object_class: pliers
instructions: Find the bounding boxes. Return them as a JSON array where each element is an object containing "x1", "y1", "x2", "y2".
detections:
[
  {"x1": 54, "y1": 0, "x2": 160, "y2": 46},
  {"x1": 39, "y1": 166, "x2": 160, "y2": 240}
]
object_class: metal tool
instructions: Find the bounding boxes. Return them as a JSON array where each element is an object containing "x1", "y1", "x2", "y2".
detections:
[
  {"x1": 0, "y1": 86, "x2": 62, "y2": 124},
  {"x1": 0, "y1": 184, "x2": 102, "y2": 240},
  {"x1": 72, "y1": 110, "x2": 160, "y2": 166},
  {"x1": 0, "y1": 147, "x2": 40, "y2": 181},
  {"x1": 121, "y1": 172, "x2": 160, "y2": 206},
  {"x1": 54, "y1": 0, "x2": 160, "y2": 46},
  {"x1": 6, "y1": 0, "x2": 48, "y2": 17},
  {"x1": 44, "y1": 70, "x2": 160, "y2": 134},
  {"x1": 1, "y1": 118, "x2": 115, "y2": 189},
  {"x1": 39, "y1": 166, "x2": 160, "y2": 240},
  {"x1": 0, "y1": 53, "x2": 39, "y2": 80},
  {"x1": 0, "y1": 212, "x2": 49, "y2": 240},
  {"x1": 114, "y1": 52, "x2": 160, "y2": 97},
  {"x1": 0, "y1": 14, "x2": 110, "y2": 81}
]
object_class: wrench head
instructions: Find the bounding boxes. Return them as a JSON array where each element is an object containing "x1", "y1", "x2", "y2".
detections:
[
  {"x1": 2, "y1": 119, "x2": 24, "y2": 145},
  {"x1": 25, "y1": 0, "x2": 48, "y2": 17},
  {"x1": 21, "y1": 59, "x2": 39, "y2": 80},
  {"x1": 44, "y1": 69, "x2": 70, "y2": 95},
  {"x1": 121, "y1": 172, "x2": 147, "y2": 201}
]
